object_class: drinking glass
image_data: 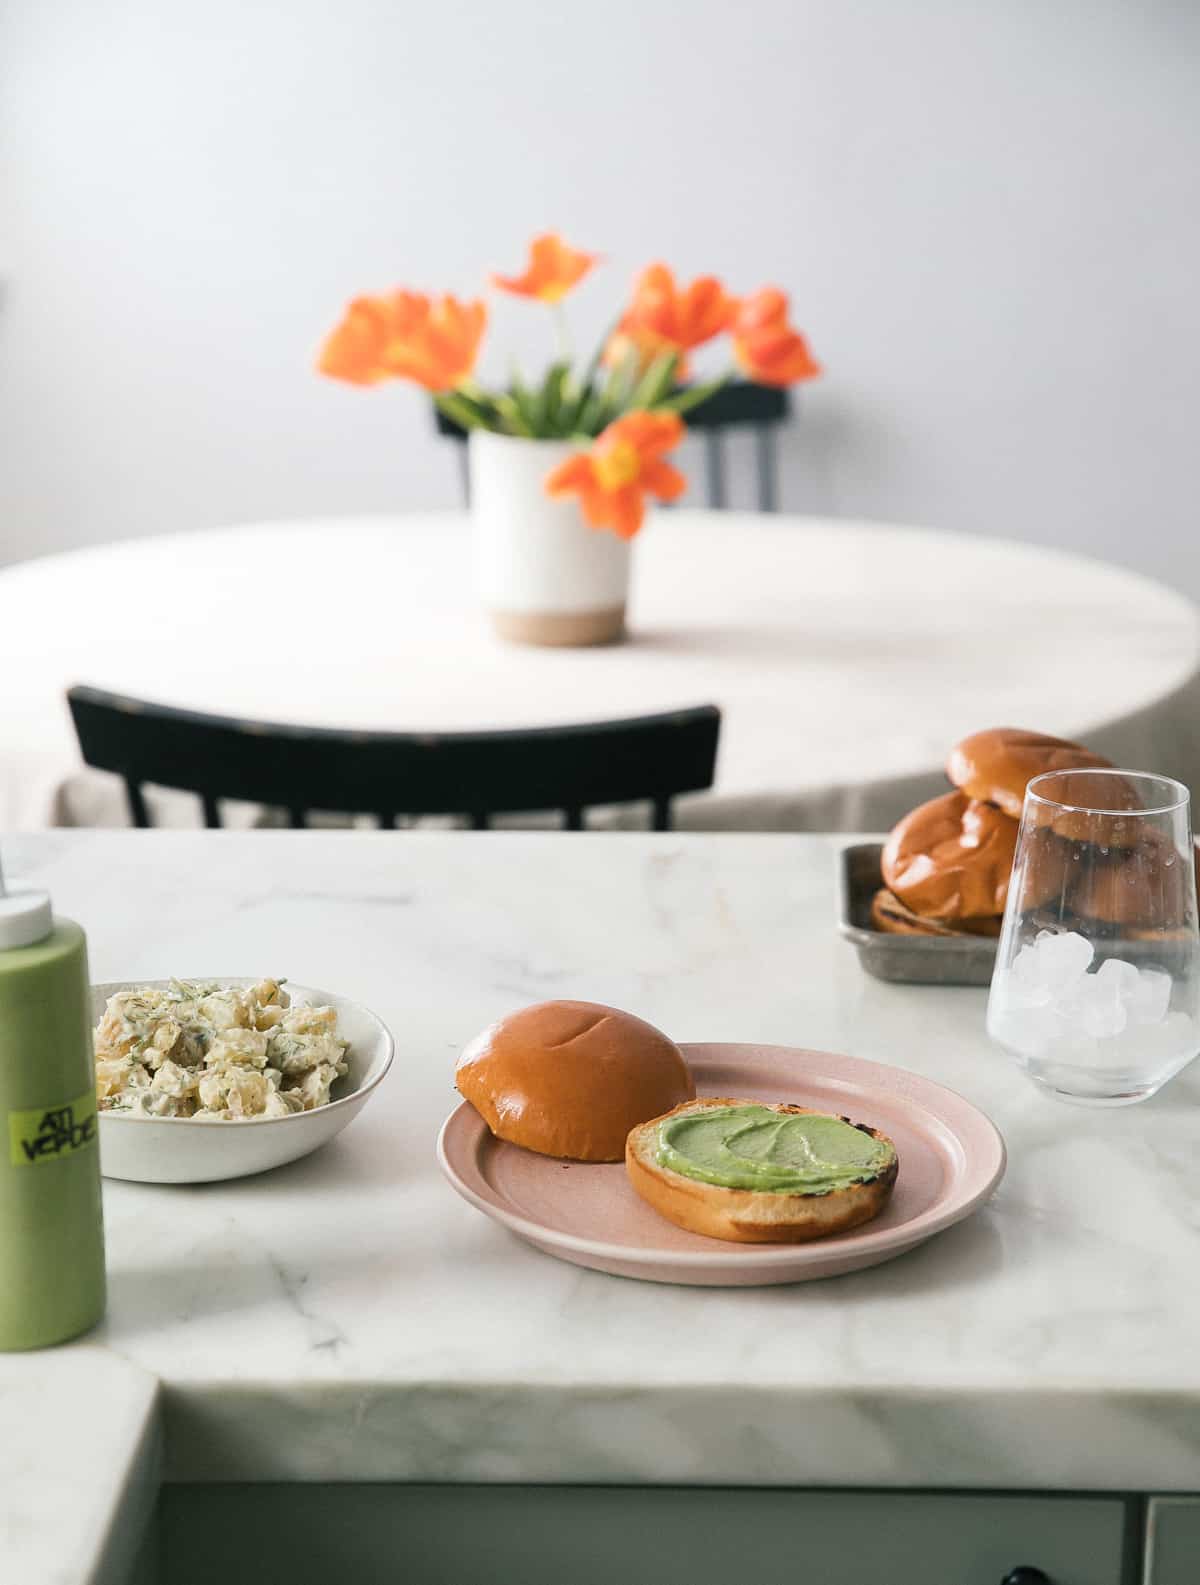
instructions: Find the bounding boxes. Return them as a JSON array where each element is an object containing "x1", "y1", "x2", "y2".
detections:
[{"x1": 987, "y1": 769, "x2": 1200, "y2": 1104}]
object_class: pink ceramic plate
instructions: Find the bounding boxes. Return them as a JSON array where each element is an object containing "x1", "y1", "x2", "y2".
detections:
[{"x1": 437, "y1": 1043, "x2": 1006, "y2": 1286}]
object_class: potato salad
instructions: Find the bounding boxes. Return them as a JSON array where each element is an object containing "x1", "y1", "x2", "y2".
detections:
[{"x1": 94, "y1": 979, "x2": 349, "y2": 1120}]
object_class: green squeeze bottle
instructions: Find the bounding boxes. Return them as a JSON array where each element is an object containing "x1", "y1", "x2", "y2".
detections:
[{"x1": 0, "y1": 855, "x2": 105, "y2": 1349}]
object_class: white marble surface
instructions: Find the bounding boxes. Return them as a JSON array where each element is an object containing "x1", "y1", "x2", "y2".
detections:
[
  {"x1": 2, "y1": 514, "x2": 1199, "y2": 832},
  {"x1": 0, "y1": 1348, "x2": 158, "y2": 1585},
  {"x1": 6, "y1": 830, "x2": 1200, "y2": 1580}
]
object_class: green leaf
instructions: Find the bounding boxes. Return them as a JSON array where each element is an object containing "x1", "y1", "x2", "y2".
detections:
[
  {"x1": 579, "y1": 347, "x2": 640, "y2": 436},
  {"x1": 563, "y1": 319, "x2": 620, "y2": 435},
  {"x1": 485, "y1": 393, "x2": 531, "y2": 437},
  {"x1": 564, "y1": 393, "x2": 596, "y2": 443},
  {"x1": 658, "y1": 375, "x2": 729, "y2": 417},
  {"x1": 564, "y1": 378, "x2": 597, "y2": 437},
  {"x1": 541, "y1": 362, "x2": 570, "y2": 435},
  {"x1": 629, "y1": 349, "x2": 680, "y2": 411},
  {"x1": 508, "y1": 369, "x2": 541, "y2": 435},
  {"x1": 575, "y1": 380, "x2": 607, "y2": 437},
  {"x1": 434, "y1": 390, "x2": 500, "y2": 433}
]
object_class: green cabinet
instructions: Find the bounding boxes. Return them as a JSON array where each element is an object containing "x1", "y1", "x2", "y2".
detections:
[
  {"x1": 159, "y1": 1485, "x2": 1127, "y2": 1585},
  {"x1": 1144, "y1": 1498, "x2": 1200, "y2": 1585}
]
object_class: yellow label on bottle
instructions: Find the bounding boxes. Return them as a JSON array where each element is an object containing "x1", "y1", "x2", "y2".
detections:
[{"x1": 9, "y1": 1089, "x2": 98, "y2": 1168}]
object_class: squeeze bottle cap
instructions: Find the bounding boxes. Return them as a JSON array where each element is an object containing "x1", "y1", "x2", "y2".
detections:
[{"x1": 0, "y1": 851, "x2": 53, "y2": 950}]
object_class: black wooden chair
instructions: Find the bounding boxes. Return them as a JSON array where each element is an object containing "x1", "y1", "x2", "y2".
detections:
[
  {"x1": 435, "y1": 380, "x2": 791, "y2": 512},
  {"x1": 67, "y1": 686, "x2": 721, "y2": 832}
]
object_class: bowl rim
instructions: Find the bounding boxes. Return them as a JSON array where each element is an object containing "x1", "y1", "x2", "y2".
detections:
[{"x1": 91, "y1": 977, "x2": 395, "y2": 1128}]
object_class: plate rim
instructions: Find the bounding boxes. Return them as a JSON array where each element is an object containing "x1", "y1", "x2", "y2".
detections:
[{"x1": 437, "y1": 1042, "x2": 1006, "y2": 1270}]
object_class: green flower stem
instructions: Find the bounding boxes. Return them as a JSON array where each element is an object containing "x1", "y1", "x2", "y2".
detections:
[{"x1": 551, "y1": 302, "x2": 573, "y2": 367}]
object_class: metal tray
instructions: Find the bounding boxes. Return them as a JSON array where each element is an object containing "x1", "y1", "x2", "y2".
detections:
[
  {"x1": 838, "y1": 842, "x2": 1194, "y2": 987},
  {"x1": 838, "y1": 843, "x2": 998, "y2": 987}
]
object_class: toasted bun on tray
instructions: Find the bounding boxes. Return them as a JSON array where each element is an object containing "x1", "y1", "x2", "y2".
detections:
[
  {"x1": 1068, "y1": 832, "x2": 1189, "y2": 932},
  {"x1": 881, "y1": 791, "x2": 1017, "y2": 922},
  {"x1": 625, "y1": 1097, "x2": 898, "y2": 1245},
  {"x1": 870, "y1": 888, "x2": 1002, "y2": 938},
  {"x1": 867, "y1": 726, "x2": 1129, "y2": 943},
  {"x1": 456, "y1": 1000, "x2": 694, "y2": 1163},
  {"x1": 946, "y1": 728, "x2": 1113, "y2": 821}
]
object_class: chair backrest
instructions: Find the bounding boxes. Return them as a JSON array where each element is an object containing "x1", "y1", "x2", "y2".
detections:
[
  {"x1": 435, "y1": 380, "x2": 791, "y2": 512},
  {"x1": 67, "y1": 686, "x2": 721, "y2": 832}
]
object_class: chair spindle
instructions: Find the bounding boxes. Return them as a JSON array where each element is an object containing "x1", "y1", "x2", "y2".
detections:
[
  {"x1": 124, "y1": 779, "x2": 151, "y2": 829},
  {"x1": 755, "y1": 425, "x2": 779, "y2": 512},
  {"x1": 704, "y1": 431, "x2": 728, "y2": 509}
]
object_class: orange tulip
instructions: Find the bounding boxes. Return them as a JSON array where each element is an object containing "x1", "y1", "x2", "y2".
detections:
[
  {"x1": 491, "y1": 232, "x2": 599, "y2": 303},
  {"x1": 544, "y1": 411, "x2": 687, "y2": 540},
  {"x1": 319, "y1": 291, "x2": 486, "y2": 392},
  {"x1": 732, "y1": 287, "x2": 821, "y2": 386},
  {"x1": 606, "y1": 264, "x2": 737, "y2": 378}
]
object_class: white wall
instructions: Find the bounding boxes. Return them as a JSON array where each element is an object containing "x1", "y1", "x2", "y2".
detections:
[{"x1": 2, "y1": 0, "x2": 1198, "y2": 591}]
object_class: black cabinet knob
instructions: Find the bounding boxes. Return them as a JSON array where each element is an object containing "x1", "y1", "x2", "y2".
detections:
[{"x1": 1002, "y1": 1571, "x2": 1051, "y2": 1585}]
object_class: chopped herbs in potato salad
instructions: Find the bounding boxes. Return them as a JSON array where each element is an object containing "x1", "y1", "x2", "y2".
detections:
[{"x1": 94, "y1": 979, "x2": 349, "y2": 1121}]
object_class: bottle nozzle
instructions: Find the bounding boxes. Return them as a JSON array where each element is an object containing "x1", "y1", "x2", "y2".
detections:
[{"x1": 0, "y1": 850, "x2": 52, "y2": 949}]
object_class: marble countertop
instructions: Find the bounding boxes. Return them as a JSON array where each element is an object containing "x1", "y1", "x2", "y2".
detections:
[{"x1": 6, "y1": 830, "x2": 1200, "y2": 1581}]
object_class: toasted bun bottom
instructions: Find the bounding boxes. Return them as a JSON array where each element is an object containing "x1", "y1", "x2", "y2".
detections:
[
  {"x1": 871, "y1": 889, "x2": 1001, "y2": 939},
  {"x1": 625, "y1": 1098, "x2": 898, "y2": 1245}
]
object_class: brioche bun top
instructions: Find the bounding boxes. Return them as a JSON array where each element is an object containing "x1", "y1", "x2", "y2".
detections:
[
  {"x1": 946, "y1": 728, "x2": 1112, "y2": 820},
  {"x1": 455, "y1": 999, "x2": 694, "y2": 1163},
  {"x1": 881, "y1": 790, "x2": 1018, "y2": 920}
]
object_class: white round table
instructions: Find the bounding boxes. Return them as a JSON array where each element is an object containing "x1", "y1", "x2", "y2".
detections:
[{"x1": 3, "y1": 512, "x2": 1198, "y2": 831}]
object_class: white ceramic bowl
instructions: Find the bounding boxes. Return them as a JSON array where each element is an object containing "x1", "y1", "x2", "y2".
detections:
[{"x1": 92, "y1": 979, "x2": 394, "y2": 1184}]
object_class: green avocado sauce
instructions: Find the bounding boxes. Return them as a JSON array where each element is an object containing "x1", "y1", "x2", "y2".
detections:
[{"x1": 656, "y1": 1104, "x2": 893, "y2": 1195}]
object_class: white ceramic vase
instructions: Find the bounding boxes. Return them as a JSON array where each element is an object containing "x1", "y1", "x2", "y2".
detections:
[{"x1": 468, "y1": 429, "x2": 631, "y2": 646}]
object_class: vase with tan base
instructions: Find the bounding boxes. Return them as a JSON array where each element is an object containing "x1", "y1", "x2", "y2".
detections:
[{"x1": 469, "y1": 430, "x2": 632, "y2": 647}]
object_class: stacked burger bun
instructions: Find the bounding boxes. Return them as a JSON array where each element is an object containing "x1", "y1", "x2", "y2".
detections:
[{"x1": 874, "y1": 728, "x2": 1113, "y2": 938}]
